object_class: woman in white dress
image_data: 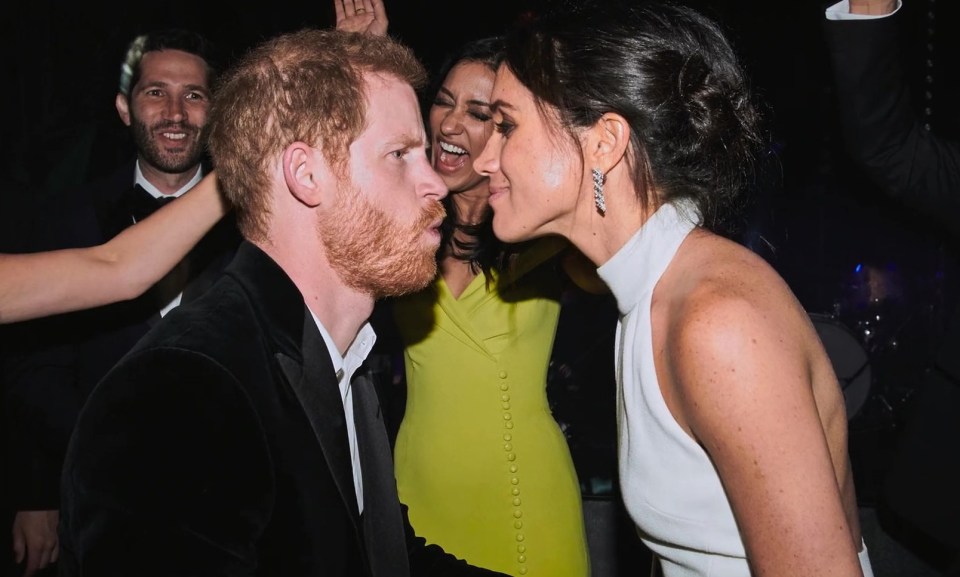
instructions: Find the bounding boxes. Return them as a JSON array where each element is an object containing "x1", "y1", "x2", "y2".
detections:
[{"x1": 473, "y1": 2, "x2": 873, "y2": 576}]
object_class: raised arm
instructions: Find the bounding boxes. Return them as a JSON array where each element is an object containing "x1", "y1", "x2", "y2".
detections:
[
  {"x1": 0, "y1": 173, "x2": 228, "y2": 324},
  {"x1": 824, "y1": 0, "x2": 960, "y2": 235},
  {"x1": 334, "y1": 0, "x2": 388, "y2": 36}
]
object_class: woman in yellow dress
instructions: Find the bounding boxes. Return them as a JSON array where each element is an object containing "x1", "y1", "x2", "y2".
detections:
[{"x1": 391, "y1": 37, "x2": 595, "y2": 577}]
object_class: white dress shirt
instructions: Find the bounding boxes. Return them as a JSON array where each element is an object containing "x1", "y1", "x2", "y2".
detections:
[{"x1": 309, "y1": 311, "x2": 377, "y2": 514}]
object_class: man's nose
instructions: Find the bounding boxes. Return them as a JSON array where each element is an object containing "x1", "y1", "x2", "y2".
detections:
[
  {"x1": 421, "y1": 163, "x2": 448, "y2": 201},
  {"x1": 164, "y1": 97, "x2": 186, "y2": 122}
]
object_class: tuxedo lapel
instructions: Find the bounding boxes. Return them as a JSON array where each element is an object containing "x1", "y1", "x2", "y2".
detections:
[
  {"x1": 276, "y1": 313, "x2": 362, "y2": 531},
  {"x1": 353, "y1": 370, "x2": 410, "y2": 577}
]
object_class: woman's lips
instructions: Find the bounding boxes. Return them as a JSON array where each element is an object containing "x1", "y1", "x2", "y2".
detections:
[{"x1": 434, "y1": 141, "x2": 469, "y2": 175}]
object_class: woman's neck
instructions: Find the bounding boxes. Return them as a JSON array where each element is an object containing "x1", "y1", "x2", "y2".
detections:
[
  {"x1": 449, "y1": 183, "x2": 491, "y2": 227},
  {"x1": 440, "y1": 252, "x2": 480, "y2": 299},
  {"x1": 568, "y1": 181, "x2": 656, "y2": 268}
]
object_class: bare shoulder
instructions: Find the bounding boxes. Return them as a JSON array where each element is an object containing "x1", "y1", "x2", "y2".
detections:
[
  {"x1": 660, "y1": 231, "x2": 819, "y2": 435},
  {"x1": 667, "y1": 230, "x2": 809, "y2": 345}
]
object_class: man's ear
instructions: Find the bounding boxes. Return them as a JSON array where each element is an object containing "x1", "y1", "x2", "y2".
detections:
[
  {"x1": 283, "y1": 142, "x2": 332, "y2": 208},
  {"x1": 583, "y1": 112, "x2": 630, "y2": 173},
  {"x1": 115, "y1": 93, "x2": 132, "y2": 127}
]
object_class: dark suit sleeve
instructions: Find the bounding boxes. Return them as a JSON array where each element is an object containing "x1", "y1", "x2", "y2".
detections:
[
  {"x1": 58, "y1": 348, "x2": 273, "y2": 577},
  {"x1": 824, "y1": 13, "x2": 960, "y2": 236}
]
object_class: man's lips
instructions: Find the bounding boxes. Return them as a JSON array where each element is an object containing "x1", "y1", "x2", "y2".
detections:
[
  {"x1": 154, "y1": 125, "x2": 196, "y2": 143},
  {"x1": 423, "y1": 220, "x2": 443, "y2": 245}
]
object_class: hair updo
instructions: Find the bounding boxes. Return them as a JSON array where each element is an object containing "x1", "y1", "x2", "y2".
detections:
[{"x1": 503, "y1": 1, "x2": 766, "y2": 235}]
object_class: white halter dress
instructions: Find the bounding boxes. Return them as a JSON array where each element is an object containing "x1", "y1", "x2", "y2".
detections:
[{"x1": 596, "y1": 202, "x2": 874, "y2": 577}]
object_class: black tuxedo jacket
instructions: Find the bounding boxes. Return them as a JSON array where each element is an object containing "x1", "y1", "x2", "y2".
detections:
[
  {"x1": 3, "y1": 161, "x2": 240, "y2": 510},
  {"x1": 826, "y1": 12, "x2": 960, "y2": 551},
  {"x1": 58, "y1": 242, "x2": 505, "y2": 577}
]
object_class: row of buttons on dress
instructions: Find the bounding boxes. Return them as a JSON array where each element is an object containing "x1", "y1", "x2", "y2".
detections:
[{"x1": 499, "y1": 369, "x2": 529, "y2": 575}]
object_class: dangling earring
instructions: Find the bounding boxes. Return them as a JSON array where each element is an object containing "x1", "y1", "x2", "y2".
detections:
[{"x1": 592, "y1": 168, "x2": 607, "y2": 214}]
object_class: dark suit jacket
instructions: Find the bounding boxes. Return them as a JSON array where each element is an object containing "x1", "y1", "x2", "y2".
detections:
[
  {"x1": 3, "y1": 161, "x2": 240, "y2": 511},
  {"x1": 58, "y1": 241, "x2": 505, "y2": 577},
  {"x1": 825, "y1": 11, "x2": 960, "y2": 551}
]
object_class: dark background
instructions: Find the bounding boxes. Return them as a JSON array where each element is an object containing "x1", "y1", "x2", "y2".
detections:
[
  {"x1": 3, "y1": 0, "x2": 959, "y2": 488},
  {"x1": 1, "y1": 0, "x2": 959, "y2": 570}
]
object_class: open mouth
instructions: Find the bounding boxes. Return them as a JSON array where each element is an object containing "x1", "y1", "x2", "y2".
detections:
[
  {"x1": 434, "y1": 140, "x2": 469, "y2": 173},
  {"x1": 154, "y1": 124, "x2": 195, "y2": 148}
]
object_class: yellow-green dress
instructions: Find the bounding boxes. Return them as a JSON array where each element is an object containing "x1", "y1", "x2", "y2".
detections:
[{"x1": 393, "y1": 239, "x2": 590, "y2": 577}]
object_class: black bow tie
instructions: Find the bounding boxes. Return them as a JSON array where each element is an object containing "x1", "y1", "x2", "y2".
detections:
[{"x1": 128, "y1": 184, "x2": 177, "y2": 223}]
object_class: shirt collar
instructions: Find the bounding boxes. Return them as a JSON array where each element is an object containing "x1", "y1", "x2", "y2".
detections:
[
  {"x1": 308, "y1": 310, "x2": 377, "y2": 390},
  {"x1": 134, "y1": 161, "x2": 204, "y2": 199}
]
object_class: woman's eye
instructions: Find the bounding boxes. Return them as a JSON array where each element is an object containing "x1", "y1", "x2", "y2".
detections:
[{"x1": 494, "y1": 120, "x2": 515, "y2": 136}]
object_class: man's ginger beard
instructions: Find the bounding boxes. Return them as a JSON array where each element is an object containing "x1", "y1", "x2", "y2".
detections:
[{"x1": 318, "y1": 178, "x2": 445, "y2": 298}]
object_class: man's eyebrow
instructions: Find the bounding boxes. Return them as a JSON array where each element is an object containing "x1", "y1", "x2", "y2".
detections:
[
  {"x1": 390, "y1": 134, "x2": 426, "y2": 150},
  {"x1": 139, "y1": 80, "x2": 209, "y2": 94}
]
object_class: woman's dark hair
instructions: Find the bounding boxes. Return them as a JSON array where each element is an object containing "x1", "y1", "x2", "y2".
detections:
[
  {"x1": 427, "y1": 36, "x2": 516, "y2": 277},
  {"x1": 503, "y1": 1, "x2": 766, "y2": 236},
  {"x1": 424, "y1": 36, "x2": 505, "y2": 114}
]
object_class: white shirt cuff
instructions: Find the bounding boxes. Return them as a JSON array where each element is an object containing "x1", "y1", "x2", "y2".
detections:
[{"x1": 825, "y1": 0, "x2": 902, "y2": 21}]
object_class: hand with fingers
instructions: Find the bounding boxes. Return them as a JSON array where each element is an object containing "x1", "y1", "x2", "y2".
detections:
[
  {"x1": 12, "y1": 510, "x2": 60, "y2": 577},
  {"x1": 334, "y1": 0, "x2": 388, "y2": 36}
]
